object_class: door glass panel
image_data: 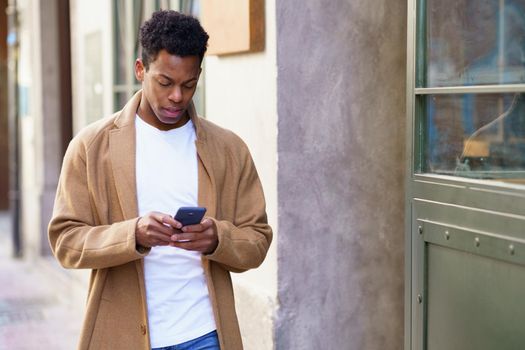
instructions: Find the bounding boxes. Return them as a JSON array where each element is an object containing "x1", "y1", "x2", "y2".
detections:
[
  {"x1": 421, "y1": 92, "x2": 525, "y2": 182},
  {"x1": 425, "y1": 0, "x2": 525, "y2": 87}
]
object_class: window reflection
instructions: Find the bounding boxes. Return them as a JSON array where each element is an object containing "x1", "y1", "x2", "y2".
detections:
[
  {"x1": 426, "y1": 0, "x2": 525, "y2": 87},
  {"x1": 424, "y1": 93, "x2": 525, "y2": 181}
]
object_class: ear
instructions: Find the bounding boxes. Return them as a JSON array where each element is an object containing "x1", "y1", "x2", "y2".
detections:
[{"x1": 135, "y1": 59, "x2": 145, "y2": 82}]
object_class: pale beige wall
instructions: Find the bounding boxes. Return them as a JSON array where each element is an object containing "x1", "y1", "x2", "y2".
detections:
[
  {"x1": 202, "y1": 0, "x2": 278, "y2": 348},
  {"x1": 17, "y1": 0, "x2": 42, "y2": 259},
  {"x1": 70, "y1": 0, "x2": 113, "y2": 133}
]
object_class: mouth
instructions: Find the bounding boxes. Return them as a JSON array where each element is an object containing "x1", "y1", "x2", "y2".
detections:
[{"x1": 162, "y1": 107, "x2": 184, "y2": 118}]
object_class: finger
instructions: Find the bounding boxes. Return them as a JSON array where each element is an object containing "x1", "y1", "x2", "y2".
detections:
[
  {"x1": 181, "y1": 219, "x2": 211, "y2": 233},
  {"x1": 161, "y1": 215, "x2": 182, "y2": 230},
  {"x1": 201, "y1": 218, "x2": 213, "y2": 227},
  {"x1": 139, "y1": 235, "x2": 171, "y2": 248},
  {"x1": 151, "y1": 212, "x2": 181, "y2": 230},
  {"x1": 148, "y1": 212, "x2": 168, "y2": 224},
  {"x1": 170, "y1": 232, "x2": 217, "y2": 253},
  {"x1": 170, "y1": 240, "x2": 208, "y2": 252},
  {"x1": 148, "y1": 225, "x2": 175, "y2": 241},
  {"x1": 170, "y1": 232, "x2": 196, "y2": 242},
  {"x1": 142, "y1": 213, "x2": 172, "y2": 233},
  {"x1": 151, "y1": 222, "x2": 177, "y2": 237},
  {"x1": 147, "y1": 231, "x2": 173, "y2": 243}
]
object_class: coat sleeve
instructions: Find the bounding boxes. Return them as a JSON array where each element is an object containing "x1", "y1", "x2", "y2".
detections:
[
  {"x1": 48, "y1": 137, "x2": 148, "y2": 270},
  {"x1": 205, "y1": 144, "x2": 273, "y2": 273}
]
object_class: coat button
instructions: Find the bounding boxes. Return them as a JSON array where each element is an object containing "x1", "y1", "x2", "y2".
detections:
[{"x1": 140, "y1": 324, "x2": 147, "y2": 335}]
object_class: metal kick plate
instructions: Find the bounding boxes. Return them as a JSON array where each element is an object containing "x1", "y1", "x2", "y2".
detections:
[{"x1": 418, "y1": 219, "x2": 525, "y2": 266}]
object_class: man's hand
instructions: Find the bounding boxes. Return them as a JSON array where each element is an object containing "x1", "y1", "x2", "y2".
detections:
[
  {"x1": 136, "y1": 212, "x2": 182, "y2": 248},
  {"x1": 170, "y1": 218, "x2": 218, "y2": 254}
]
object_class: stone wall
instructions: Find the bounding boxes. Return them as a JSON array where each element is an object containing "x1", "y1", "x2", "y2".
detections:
[{"x1": 276, "y1": 1, "x2": 407, "y2": 348}]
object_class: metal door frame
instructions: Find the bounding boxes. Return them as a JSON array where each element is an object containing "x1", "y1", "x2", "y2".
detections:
[{"x1": 405, "y1": 0, "x2": 525, "y2": 348}]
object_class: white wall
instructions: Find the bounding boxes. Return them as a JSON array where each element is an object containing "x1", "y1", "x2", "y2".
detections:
[{"x1": 202, "y1": 1, "x2": 278, "y2": 348}]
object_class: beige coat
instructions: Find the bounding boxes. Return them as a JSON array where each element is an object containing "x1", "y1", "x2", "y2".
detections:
[{"x1": 48, "y1": 91, "x2": 272, "y2": 349}]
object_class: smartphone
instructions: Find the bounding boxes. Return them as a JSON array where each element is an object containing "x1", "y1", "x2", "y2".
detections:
[{"x1": 174, "y1": 207, "x2": 207, "y2": 227}]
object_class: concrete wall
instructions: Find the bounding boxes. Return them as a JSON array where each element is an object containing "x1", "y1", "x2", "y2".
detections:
[
  {"x1": 203, "y1": 0, "x2": 278, "y2": 348},
  {"x1": 276, "y1": 1, "x2": 406, "y2": 349}
]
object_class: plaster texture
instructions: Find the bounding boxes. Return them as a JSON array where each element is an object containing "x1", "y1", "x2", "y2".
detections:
[
  {"x1": 203, "y1": 0, "x2": 278, "y2": 347},
  {"x1": 202, "y1": 0, "x2": 278, "y2": 350},
  {"x1": 276, "y1": 1, "x2": 406, "y2": 349},
  {"x1": 204, "y1": 0, "x2": 277, "y2": 301},
  {"x1": 233, "y1": 281, "x2": 276, "y2": 350}
]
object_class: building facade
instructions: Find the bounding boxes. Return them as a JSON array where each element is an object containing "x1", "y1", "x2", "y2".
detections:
[{"x1": 3, "y1": 0, "x2": 415, "y2": 349}]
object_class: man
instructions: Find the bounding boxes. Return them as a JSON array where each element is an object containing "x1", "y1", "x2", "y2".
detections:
[{"x1": 48, "y1": 10, "x2": 272, "y2": 350}]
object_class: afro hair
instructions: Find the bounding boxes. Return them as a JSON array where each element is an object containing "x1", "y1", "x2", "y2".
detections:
[{"x1": 139, "y1": 10, "x2": 209, "y2": 69}]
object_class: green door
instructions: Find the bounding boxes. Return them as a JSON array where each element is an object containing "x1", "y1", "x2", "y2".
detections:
[{"x1": 406, "y1": 1, "x2": 525, "y2": 349}]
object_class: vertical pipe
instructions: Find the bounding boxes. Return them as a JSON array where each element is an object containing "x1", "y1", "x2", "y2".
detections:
[{"x1": 6, "y1": 0, "x2": 21, "y2": 258}]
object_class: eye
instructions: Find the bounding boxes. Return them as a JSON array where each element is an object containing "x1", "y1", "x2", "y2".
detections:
[
  {"x1": 184, "y1": 84, "x2": 196, "y2": 89},
  {"x1": 158, "y1": 80, "x2": 172, "y2": 87}
]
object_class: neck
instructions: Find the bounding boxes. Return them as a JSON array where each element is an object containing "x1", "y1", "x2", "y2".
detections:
[{"x1": 136, "y1": 99, "x2": 190, "y2": 131}]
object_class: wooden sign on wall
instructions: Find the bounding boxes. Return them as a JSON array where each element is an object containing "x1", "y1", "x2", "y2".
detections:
[{"x1": 201, "y1": 0, "x2": 265, "y2": 56}]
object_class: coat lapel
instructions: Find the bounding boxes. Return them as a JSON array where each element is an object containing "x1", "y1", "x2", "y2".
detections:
[
  {"x1": 189, "y1": 103, "x2": 217, "y2": 219},
  {"x1": 109, "y1": 125, "x2": 138, "y2": 220},
  {"x1": 196, "y1": 141, "x2": 217, "y2": 219},
  {"x1": 109, "y1": 92, "x2": 142, "y2": 220}
]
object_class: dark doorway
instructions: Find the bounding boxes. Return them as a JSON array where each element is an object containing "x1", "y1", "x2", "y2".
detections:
[{"x1": 57, "y1": 0, "x2": 72, "y2": 154}]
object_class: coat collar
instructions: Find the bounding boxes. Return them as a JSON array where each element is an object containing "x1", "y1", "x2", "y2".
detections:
[
  {"x1": 113, "y1": 90, "x2": 208, "y2": 141},
  {"x1": 109, "y1": 90, "x2": 215, "y2": 220}
]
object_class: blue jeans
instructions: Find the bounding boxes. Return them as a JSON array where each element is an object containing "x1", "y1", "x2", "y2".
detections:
[{"x1": 152, "y1": 330, "x2": 220, "y2": 350}]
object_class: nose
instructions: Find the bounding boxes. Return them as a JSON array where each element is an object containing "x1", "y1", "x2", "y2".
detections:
[{"x1": 168, "y1": 86, "x2": 183, "y2": 103}]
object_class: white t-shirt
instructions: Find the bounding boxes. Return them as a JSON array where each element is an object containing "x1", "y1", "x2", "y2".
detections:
[{"x1": 135, "y1": 115, "x2": 216, "y2": 348}]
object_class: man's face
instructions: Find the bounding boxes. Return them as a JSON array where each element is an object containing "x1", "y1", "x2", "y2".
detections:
[{"x1": 135, "y1": 50, "x2": 201, "y2": 130}]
